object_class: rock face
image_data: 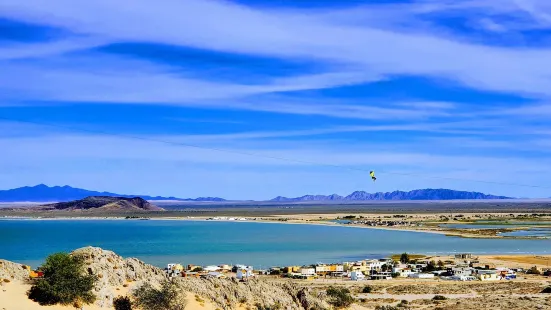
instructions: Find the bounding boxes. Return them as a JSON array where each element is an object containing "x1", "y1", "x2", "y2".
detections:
[
  {"x1": 0, "y1": 259, "x2": 29, "y2": 281},
  {"x1": 70, "y1": 247, "x2": 327, "y2": 309},
  {"x1": 70, "y1": 246, "x2": 167, "y2": 307},
  {"x1": 175, "y1": 277, "x2": 328, "y2": 310},
  {"x1": 37, "y1": 196, "x2": 164, "y2": 211},
  {"x1": 1, "y1": 247, "x2": 328, "y2": 309}
]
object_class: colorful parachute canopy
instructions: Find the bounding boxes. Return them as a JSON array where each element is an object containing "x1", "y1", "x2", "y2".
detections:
[{"x1": 370, "y1": 171, "x2": 376, "y2": 181}]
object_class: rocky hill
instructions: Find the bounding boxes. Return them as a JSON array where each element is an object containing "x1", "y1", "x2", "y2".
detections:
[
  {"x1": 35, "y1": 196, "x2": 165, "y2": 211},
  {"x1": 0, "y1": 259, "x2": 29, "y2": 281},
  {"x1": 272, "y1": 188, "x2": 512, "y2": 201},
  {"x1": 71, "y1": 247, "x2": 168, "y2": 307},
  {"x1": 1, "y1": 246, "x2": 327, "y2": 309},
  {"x1": 0, "y1": 184, "x2": 226, "y2": 202}
]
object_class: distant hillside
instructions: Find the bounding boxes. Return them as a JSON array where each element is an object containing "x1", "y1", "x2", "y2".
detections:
[
  {"x1": 0, "y1": 185, "x2": 514, "y2": 204},
  {"x1": 271, "y1": 189, "x2": 513, "y2": 201},
  {"x1": 0, "y1": 184, "x2": 226, "y2": 202},
  {"x1": 35, "y1": 196, "x2": 164, "y2": 211}
]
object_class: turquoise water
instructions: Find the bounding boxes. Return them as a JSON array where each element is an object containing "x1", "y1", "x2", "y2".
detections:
[
  {"x1": 441, "y1": 221, "x2": 551, "y2": 229},
  {"x1": 500, "y1": 228, "x2": 551, "y2": 238},
  {"x1": 327, "y1": 220, "x2": 351, "y2": 224},
  {"x1": 1, "y1": 219, "x2": 550, "y2": 269},
  {"x1": 441, "y1": 221, "x2": 551, "y2": 236}
]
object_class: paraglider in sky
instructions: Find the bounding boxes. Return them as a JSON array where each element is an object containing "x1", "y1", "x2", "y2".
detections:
[{"x1": 370, "y1": 171, "x2": 376, "y2": 182}]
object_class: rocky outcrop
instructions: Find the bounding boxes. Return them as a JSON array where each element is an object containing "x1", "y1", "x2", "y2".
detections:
[
  {"x1": 175, "y1": 277, "x2": 329, "y2": 310},
  {"x1": 0, "y1": 259, "x2": 29, "y2": 281},
  {"x1": 297, "y1": 287, "x2": 328, "y2": 310},
  {"x1": 1, "y1": 247, "x2": 328, "y2": 309},
  {"x1": 70, "y1": 246, "x2": 166, "y2": 307},
  {"x1": 72, "y1": 246, "x2": 328, "y2": 309}
]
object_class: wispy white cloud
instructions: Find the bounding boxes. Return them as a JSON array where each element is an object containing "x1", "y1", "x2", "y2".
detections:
[
  {"x1": 0, "y1": 119, "x2": 550, "y2": 198},
  {"x1": 0, "y1": 54, "x2": 465, "y2": 121},
  {"x1": 2, "y1": 132, "x2": 550, "y2": 170},
  {"x1": 1, "y1": 0, "x2": 551, "y2": 98},
  {"x1": 491, "y1": 103, "x2": 551, "y2": 118},
  {"x1": 1, "y1": 0, "x2": 551, "y2": 198},
  {"x1": 0, "y1": 37, "x2": 110, "y2": 60},
  {"x1": 511, "y1": 0, "x2": 551, "y2": 26},
  {"x1": 0, "y1": 55, "x2": 381, "y2": 103}
]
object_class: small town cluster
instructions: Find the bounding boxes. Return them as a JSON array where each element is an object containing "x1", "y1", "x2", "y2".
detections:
[{"x1": 163, "y1": 253, "x2": 542, "y2": 282}]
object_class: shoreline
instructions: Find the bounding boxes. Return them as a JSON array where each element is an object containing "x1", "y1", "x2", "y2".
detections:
[{"x1": 2, "y1": 214, "x2": 550, "y2": 240}]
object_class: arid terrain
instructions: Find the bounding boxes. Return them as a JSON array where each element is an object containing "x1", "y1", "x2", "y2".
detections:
[{"x1": 3, "y1": 247, "x2": 551, "y2": 309}]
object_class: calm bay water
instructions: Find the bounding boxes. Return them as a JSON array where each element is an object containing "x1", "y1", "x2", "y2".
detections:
[{"x1": 1, "y1": 219, "x2": 550, "y2": 268}]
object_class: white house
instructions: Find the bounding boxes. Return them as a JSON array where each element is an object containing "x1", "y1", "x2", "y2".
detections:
[
  {"x1": 478, "y1": 273, "x2": 500, "y2": 281},
  {"x1": 366, "y1": 259, "x2": 385, "y2": 271},
  {"x1": 204, "y1": 265, "x2": 221, "y2": 272},
  {"x1": 453, "y1": 267, "x2": 474, "y2": 277},
  {"x1": 450, "y1": 275, "x2": 477, "y2": 281},
  {"x1": 395, "y1": 268, "x2": 415, "y2": 278},
  {"x1": 300, "y1": 268, "x2": 316, "y2": 276},
  {"x1": 350, "y1": 271, "x2": 366, "y2": 281},
  {"x1": 234, "y1": 264, "x2": 253, "y2": 272},
  {"x1": 237, "y1": 269, "x2": 255, "y2": 279},
  {"x1": 409, "y1": 273, "x2": 435, "y2": 279}
]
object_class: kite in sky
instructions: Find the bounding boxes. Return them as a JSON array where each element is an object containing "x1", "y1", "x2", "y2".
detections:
[{"x1": 370, "y1": 171, "x2": 376, "y2": 182}]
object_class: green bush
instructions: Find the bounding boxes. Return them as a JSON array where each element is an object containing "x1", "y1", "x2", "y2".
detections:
[
  {"x1": 326, "y1": 287, "x2": 354, "y2": 308},
  {"x1": 397, "y1": 300, "x2": 409, "y2": 308},
  {"x1": 27, "y1": 252, "x2": 97, "y2": 306},
  {"x1": 132, "y1": 279, "x2": 187, "y2": 310},
  {"x1": 113, "y1": 296, "x2": 133, "y2": 310},
  {"x1": 526, "y1": 266, "x2": 541, "y2": 275},
  {"x1": 361, "y1": 285, "x2": 372, "y2": 293},
  {"x1": 432, "y1": 295, "x2": 447, "y2": 301},
  {"x1": 541, "y1": 286, "x2": 551, "y2": 293}
]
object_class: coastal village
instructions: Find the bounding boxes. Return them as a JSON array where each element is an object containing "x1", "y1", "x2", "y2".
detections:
[{"x1": 161, "y1": 252, "x2": 547, "y2": 283}]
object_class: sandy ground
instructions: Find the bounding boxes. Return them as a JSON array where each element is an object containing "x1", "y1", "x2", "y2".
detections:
[
  {"x1": 0, "y1": 280, "x2": 104, "y2": 310},
  {"x1": 0, "y1": 280, "x2": 221, "y2": 310},
  {"x1": 3, "y1": 276, "x2": 551, "y2": 310},
  {"x1": 483, "y1": 255, "x2": 551, "y2": 269}
]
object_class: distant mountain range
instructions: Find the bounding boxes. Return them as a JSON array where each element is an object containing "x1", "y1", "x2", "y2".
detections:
[
  {"x1": 271, "y1": 189, "x2": 513, "y2": 201},
  {"x1": 0, "y1": 184, "x2": 226, "y2": 202},
  {"x1": 0, "y1": 184, "x2": 514, "y2": 203}
]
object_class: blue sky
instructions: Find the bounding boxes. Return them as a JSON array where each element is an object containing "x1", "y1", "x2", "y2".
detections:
[{"x1": 1, "y1": 0, "x2": 551, "y2": 200}]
